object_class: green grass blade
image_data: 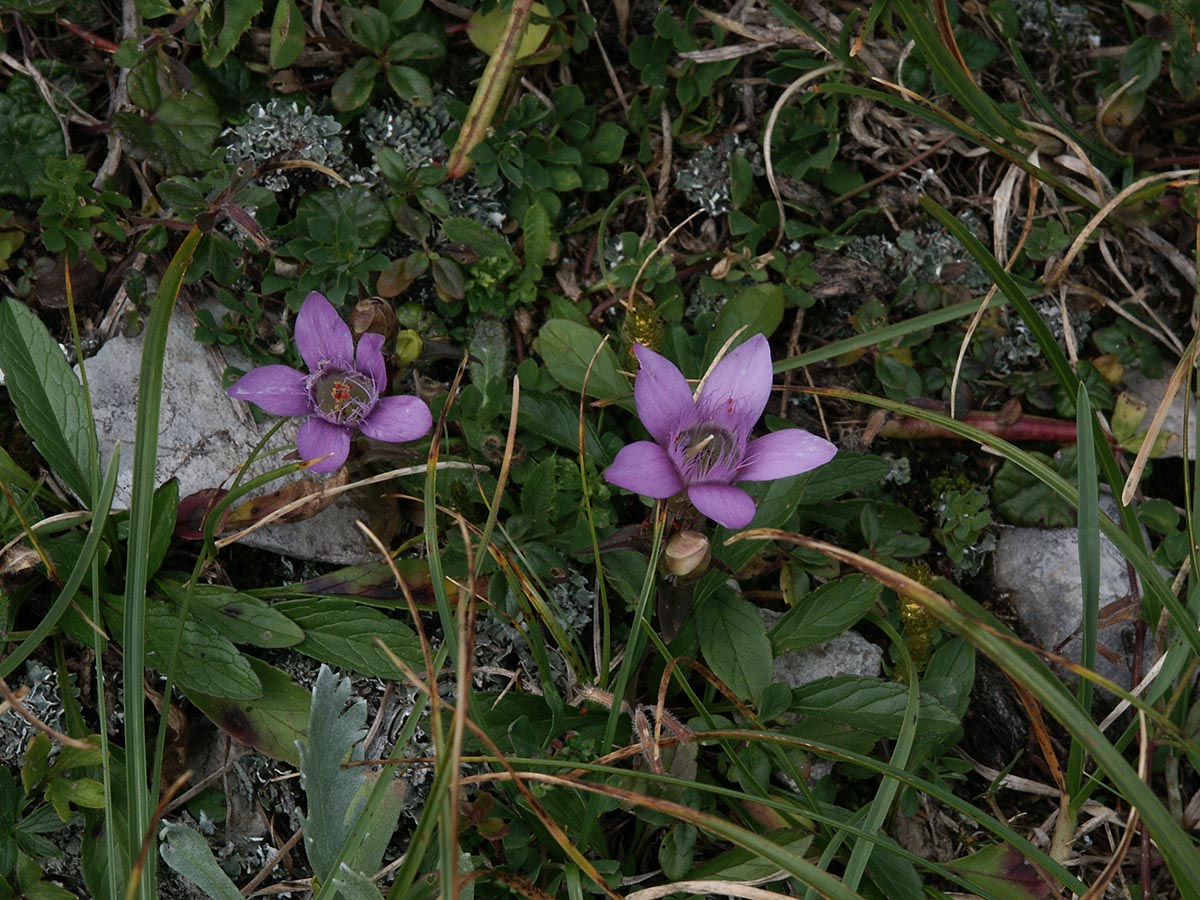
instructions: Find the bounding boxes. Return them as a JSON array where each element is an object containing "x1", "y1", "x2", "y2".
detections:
[
  {"x1": 122, "y1": 226, "x2": 202, "y2": 900},
  {"x1": 1067, "y1": 384, "x2": 1100, "y2": 804}
]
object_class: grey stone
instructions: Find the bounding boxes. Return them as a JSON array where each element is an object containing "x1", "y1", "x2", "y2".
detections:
[
  {"x1": 1121, "y1": 369, "x2": 1197, "y2": 460},
  {"x1": 771, "y1": 629, "x2": 883, "y2": 688},
  {"x1": 992, "y1": 518, "x2": 1139, "y2": 687},
  {"x1": 83, "y1": 306, "x2": 374, "y2": 565}
]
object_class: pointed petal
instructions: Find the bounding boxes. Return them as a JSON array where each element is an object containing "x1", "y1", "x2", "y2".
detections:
[
  {"x1": 358, "y1": 395, "x2": 432, "y2": 443},
  {"x1": 295, "y1": 292, "x2": 354, "y2": 371},
  {"x1": 355, "y1": 332, "x2": 388, "y2": 391},
  {"x1": 737, "y1": 429, "x2": 837, "y2": 482},
  {"x1": 227, "y1": 365, "x2": 311, "y2": 416},
  {"x1": 688, "y1": 483, "x2": 757, "y2": 529},
  {"x1": 604, "y1": 441, "x2": 684, "y2": 499},
  {"x1": 697, "y1": 334, "x2": 773, "y2": 436},
  {"x1": 633, "y1": 344, "x2": 694, "y2": 446},
  {"x1": 296, "y1": 417, "x2": 351, "y2": 473}
]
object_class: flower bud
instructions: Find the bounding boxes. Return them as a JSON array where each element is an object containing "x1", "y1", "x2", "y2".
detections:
[
  {"x1": 663, "y1": 530, "x2": 711, "y2": 581},
  {"x1": 349, "y1": 297, "x2": 398, "y2": 343}
]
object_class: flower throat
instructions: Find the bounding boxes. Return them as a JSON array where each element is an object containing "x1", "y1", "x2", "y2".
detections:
[{"x1": 677, "y1": 424, "x2": 737, "y2": 478}]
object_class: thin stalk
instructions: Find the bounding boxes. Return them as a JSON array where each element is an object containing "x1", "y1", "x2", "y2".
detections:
[
  {"x1": 1066, "y1": 385, "x2": 1099, "y2": 810},
  {"x1": 122, "y1": 226, "x2": 201, "y2": 900},
  {"x1": 446, "y1": 0, "x2": 535, "y2": 177}
]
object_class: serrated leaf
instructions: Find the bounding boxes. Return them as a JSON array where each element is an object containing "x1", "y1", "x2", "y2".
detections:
[
  {"x1": 273, "y1": 598, "x2": 424, "y2": 678},
  {"x1": 300, "y1": 666, "x2": 368, "y2": 881},
  {"x1": 703, "y1": 284, "x2": 784, "y2": 367},
  {"x1": 771, "y1": 575, "x2": 881, "y2": 652},
  {"x1": 183, "y1": 656, "x2": 309, "y2": 765},
  {"x1": 160, "y1": 824, "x2": 244, "y2": 900},
  {"x1": 0, "y1": 298, "x2": 92, "y2": 503},
  {"x1": 521, "y1": 199, "x2": 551, "y2": 268},
  {"x1": 792, "y1": 452, "x2": 892, "y2": 504},
  {"x1": 159, "y1": 582, "x2": 304, "y2": 648},
  {"x1": 694, "y1": 574, "x2": 772, "y2": 701},
  {"x1": 537, "y1": 319, "x2": 631, "y2": 406},
  {"x1": 269, "y1": 0, "x2": 306, "y2": 69}
]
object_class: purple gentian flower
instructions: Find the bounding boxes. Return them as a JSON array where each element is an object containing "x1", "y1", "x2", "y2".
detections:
[
  {"x1": 227, "y1": 291, "x2": 432, "y2": 473},
  {"x1": 604, "y1": 335, "x2": 836, "y2": 529}
]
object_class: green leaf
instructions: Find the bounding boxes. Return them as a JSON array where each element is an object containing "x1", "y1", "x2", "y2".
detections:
[
  {"x1": 791, "y1": 676, "x2": 961, "y2": 745},
  {"x1": 704, "y1": 283, "x2": 784, "y2": 366},
  {"x1": 521, "y1": 199, "x2": 551, "y2": 269},
  {"x1": 467, "y1": 2, "x2": 552, "y2": 58},
  {"x1": 0, "y1": 298, "x2": 92, "y2": 503},
  {"x1": 201, "y1": 0, "x2": 264, "y2": 67},
  {"x1": 1119, "y1": 34, "x2": 1163, "y2": 94},
  {"x1": 695, "y1": 574, "x2": 773, "y2": 700},
  {"x1": 771, "y1": 575, "x2": 882, "y2": 652},
  {"x1": 160, "y1": 824, "x2": 245, "y2": 900},
  {"x1": 160, "y1": 582, "x2": 304, "y2": 648},
  {"x1": 342, "y1": 5, "x2": 393, "y2": 54},
  {"x1": 588, "y1": 121, "x2": 627, "y2": 165},
  {"x1": 145, "y1": 478, "x2": 179, "y2": 580},
  {"x1": 944, "y1": 843, "x2": 1056, "y2": 900},
  {"x1": 0, "y1": 75, "x2": 66, "y2": 200},
  {"x1": 385, "y1": 64, "x2": 433, "y2": 107},
  {"x1": 332, "y1": 58, "x2": 380, "y2": 111},
  {"x1": 183, "y1": 656, "x2": 310, "y2": 765},
  {"x1": 517, "y1": 391, "x2": 607, "y2": 459},
  {"x1": 537, "y1": 319, "x2": 632, "y2": 406},
  {"x1": 105, "y1": 593, "x2": 263, "y2": 700},
  {"x1": 387, "y1": 32, "x2": 443, "y2": 62},
  {"x1": 274, "y1": 598, "x2": 424, "y2": 678},
  {"x1": 269, "y1": 0, "x2": 306, "y2": 69}
]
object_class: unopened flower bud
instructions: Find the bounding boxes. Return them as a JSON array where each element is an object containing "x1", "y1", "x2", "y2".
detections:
[
  {"x1": 349, "y1": 297, "x2": 398, "y2": 343},
  {"x1": 394, "y1": 329, "x2": 423, "y2": 367},
  {"x1": 663, "y1": 530, "x2": 711, "y2": 581}
]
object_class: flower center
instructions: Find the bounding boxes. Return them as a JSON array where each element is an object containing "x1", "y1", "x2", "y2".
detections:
[
  {"x1": 309, "y1": 369, "x2": 376, "y2": 425},
  {"x1": 674, "y1": 424, "x2": 739, "y2": 481}
]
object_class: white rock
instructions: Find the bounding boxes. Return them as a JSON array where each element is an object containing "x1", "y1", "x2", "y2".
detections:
[
  {"x1": 771, "y1": 629, "x2": 883, "y2": 687},
  {"x1": 1121, "y1": 369, "x2": 1198, "y2": 459},
  {"x1": 992, "y1": 519, "x2": 1139, "y2": 687},
  {"x1": 83, "y1": 307, "x2": 374, "y2": 565}
]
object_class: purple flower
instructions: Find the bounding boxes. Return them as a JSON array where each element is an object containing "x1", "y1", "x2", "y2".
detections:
[
  {"x1": 227, "y1": 291, "x2": 432, "y2": 473},
  {"x1": 604, "y1": 335, "x2": 836, "y2": 530}
]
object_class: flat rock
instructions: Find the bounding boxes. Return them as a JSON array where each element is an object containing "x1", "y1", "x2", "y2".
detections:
[
  {"x1": 772, "y1": 629, "x2": 883, "y2": 687},
  {"x1": 83, "y1": 306, "x2": 374, "y2": 565},
  {"x1": 1121, "y1": 370, "x2": 1197, "y2": 459},
  {"x1": 992, "y1": 520, "x2": 1139, "y2": 688}
]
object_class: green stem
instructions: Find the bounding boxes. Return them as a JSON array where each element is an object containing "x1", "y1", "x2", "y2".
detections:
[
  {"x1": 446, "y1": 0, "x2": 535, "y2": 177},
  {"x1": 122, "y1": 226, "x2": 201, "y2": 900}
]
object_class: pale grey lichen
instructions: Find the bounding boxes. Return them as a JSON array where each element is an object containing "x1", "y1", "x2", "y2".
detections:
[
  {"x1": 360, "y1": 97, "x2": 506, "y2": 227},
  {"x1": 475, "y1": 572, "x2": 593, "y2": 692},
  {"x1": 994, "y1": 297, "x2": 1090, "y2": 374},
  {"x1": 845, "y1": 216, "x2": 992, "y2": 291},
  {"x1": 0, "y1": 662, "x2": 64, "y2": 764},
  {"x1": 223, "y1": 99, "x2": 350, "y2": 192},
  {"x1": 675, "y1": 133, "x2": 764, "y2": 215},
  {"x1": 1010, "y1": 0, "x2": 1099, "y2": 49}
]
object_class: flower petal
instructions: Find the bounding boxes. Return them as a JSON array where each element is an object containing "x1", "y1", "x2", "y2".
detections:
[
  {"x1": 688, "y1": 483, "x2": 757, "y2": 530},
  {"x1": 296, "y1": 417, "x2": 351, "y2": 473},
  {"x1": 358, "y1": 395, "x2": 432, "y2": 444},
  {"x1": 633, "y1": 344, "x2": 695, "y2": 446},
  {"x1": 227, "y1": 365, "x2": 311, "y2": 416},
  {"x1": 604, "y1": 441, "x2": 684, "y2": 499},
  {"x1": 295, "y1": 292, "x2": 354, "y2": 372},
  {"x1": 737, "y1": 429, "x2": 837, "y2": 482},
  {"x1": 355, "y1": 331, "x2": 388, "y2": 392},
  {"x1": 697, "y1": 334, "x2": 773, "y2": 437}
]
